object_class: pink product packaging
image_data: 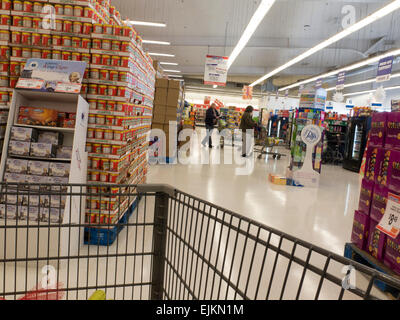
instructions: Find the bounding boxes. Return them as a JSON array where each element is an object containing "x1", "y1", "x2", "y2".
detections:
[
  {"x1": 385, "y1": 112, "x2": 400, "y2": 150},
  {"x1": 370, "y1": 112, "x2": 387, "y2": 147},
  {"x1": 384, "y1": 236, "x2": 400, "y2": 275},
  {"x1": 358, "y1": 179, "x2": 374, "y2": 215},
  {"x1": 387, "y1": 150, "x2": 400, "y2": 194},
  {"x1": 367, "y1": 219, "x2": 386, "y2": 261},
  {"x1": 351, "y1": 210, "x2": 370, "y2": 250},
  {"x1": 365, "y1": 147, "x2": 384, "y2": 183},
  {"x1": 370, "y1": 185, "x2": 388, "y2": 223}
]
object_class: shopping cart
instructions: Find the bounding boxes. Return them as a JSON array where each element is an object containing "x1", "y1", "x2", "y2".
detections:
[
  {"x1": 0, "y1": 182, "x2": 399, "y2": 300},
  {"x1": 254, "y1": 128, "x2": 287, "y2": 160}
]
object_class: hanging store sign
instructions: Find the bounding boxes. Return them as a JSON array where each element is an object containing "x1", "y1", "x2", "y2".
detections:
[
  {"x1": 242, "y1": 85, "x2": 253, "y2": 100},
  {"x1": 377, "y1": 192, "x2": 400, "y2": 239},
  {"x1": 376, "y1": 56, "x2": 394, "y2": 83},
  {"x1": 315, "y1": 79, "x2": 322, "y2": 89},
  {"x1": 285, "y1": 90, "x2": 289, "y2": 97},
  {"x1": 204, "y1": 55, "x2": 228, "y2": 86},
  {"x1": 204, "y1": 96, "x2": 211, "y2": 105},
  {"x1": 336, "y1": 72, "x2": 346, "y2": 91}
]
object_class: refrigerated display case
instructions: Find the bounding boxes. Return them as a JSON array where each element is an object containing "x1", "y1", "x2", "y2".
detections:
[{"x1": 343, "y1": 116, "x2": 371, "y2": 172}]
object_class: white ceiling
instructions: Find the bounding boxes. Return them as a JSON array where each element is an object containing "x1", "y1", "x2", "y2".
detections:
[{"x1": 113, "y1": 0, "x2": 400, "y2": 88}]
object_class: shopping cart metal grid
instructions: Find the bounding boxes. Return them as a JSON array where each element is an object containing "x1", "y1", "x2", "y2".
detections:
[{"x1": 0, "y1": 183, "x2": 399, "y2": 300}]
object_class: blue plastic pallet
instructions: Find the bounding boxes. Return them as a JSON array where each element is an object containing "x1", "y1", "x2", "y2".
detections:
[
  {"x1": 344, "y1": 243, "x2": 400, "y2": 297},
  {"x1": 84, "y1": 197, "x2": 140, "y2": 246}
]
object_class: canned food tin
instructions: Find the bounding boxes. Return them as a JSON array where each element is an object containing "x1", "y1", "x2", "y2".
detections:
[
  {"x1": 84, "y1": 7, "x2": 93, "y2": 18},
  {"x1": 41, "y1": 49, "x2": 51, "y2": 59},
  {"x1": 102, "y1": 145, "x2": 111, "y2": 154},
  {"x1": 62, "y1": 36, "x2": 71, "y2": 47},
  {"x1": 109, "y1": 71, "x2": 118, "y2": 81},
  {"x1": 118, "y1": 87, "x2": 126, "y2": 97},
  {"x1": 13, "y1": 0, "x2": 23, "y2": 10},
  {"x1": 92, "y1": 38, "x2": 101, "y2": 49},
  {"x1": 0, "y1": 30, "x2": 9, "y2": 41},
  {"x1": 98, "y1": 85, "x2": 107, "y2": 95},
  {"x1": 102, "y1": 40, "x2": 111, "y2": 51},
  {"x1": 2, "y1": 0, "x2": 11, "y2": 10},
  {"x1": 63, "y1": 20, "x2": 72, "y2": 33},
  {"x1": 0, "y1": 91, "x2": 8, "y2": 102},
  {"x1": 111, "y1": 145, "x2": 120, "y2": 155},
  {"x1": 12, "y1": 47, "x2": 21, "y2": 57},
  {"x1": 33, "y1": 2, "x2": 42, "y2": 13},
  {"x1": 119, "y1": 72, "x2": 128, "y2": 82},
  {"x1": 99, "y1": 69, "x2": 109, "y2": 80},
  {"x1": 115, "y1": 116, "x2": 124, "y2": 127},
  {"x1": 86, "y1": 143, "x2": 92, "y2": 153},
  {"x1": 9, "y1": 76, "x2": 18, "y2": 88},
  {"x1": 88, "y1": 100, "x2": 97, "y2": 110},
  {"x1": 82, "y1": 38, "x2": 90, "y2": 49},
  {"x1": 22, "y1": 47, "x2": 31, "y2": 58},
  {"x1": 102, "y1": 158, "x2": 110, "y2": 171},
  {"x1": 88, "y1": 84, "x2": 98, "y2": 95},
  {"x1": 109, "y1": 173, "x2": 118, "y2": 183},
  {"x1": 104, "y1": 130, "x2": 113, "y2": 140},
  {"x1": 71, "y1": 37, "x2": 80, "y2": 48},
  {"x1": 121, "y1": 57, "x2": 129, "y2": 67},
  {"x1": 11, "y1": 31, "x2": 21, "y2": 43},
  {"x1": 32, "y1": 48, "x2": 41, "y2": 58},
  {"x1": 108, "y1": 86, "x2": 117, "y2": 96},
  {"x1": 73, "y1": 22, "x2": 82, "y2": 34},
  {"x1": 12, "y1": 16, "x2": 21, "y2": 27},
  {"x1": 74, "y1": 6, "x2": 83, "y2": 17},
  {"x1": 32, "y1": 17, "x2": 41, "y2": 28},
  {"x1": 114, "y1": 25, "x2": 122, "y2": 36},
  {"x1": 111, "y1": 56, "x2": 120, "y2": 66},
  {"x1": 92, "y1": 144, "x2": 102, "y2": 153},
  {"x1": 105, "y1": 116, "x2": 114, "y2": 126},
  {"x1": 22, "y1": 16, "x2": 32, "y2": 28},
  {"x1": 116, "y1": 102, "x2": 125, "y2": 112},
  {"x1": 21, "y1": 32, "x2": 31, "y2": 45},
  {"x1": 106, "y1": 101, "x2": 116, "y2": 111},
  {"x1": 62, "y1": 51, "x2": 71, "y2": 60},
  {"x1": 93, "y1": 24, "x2": 102, "y2": 34},
  {"x1": 110, "y1": 160, "x2": 119, "y2": 172},
  {"x1": 64, "y1": 5, "x2": 73, "y2": 16},
  {"x1": 101, "y1": 55, "x2": 110, "y2": 66},
  {"x1": 121, "y1": 42, "x2": 129, "y2": 52},
  {"x1": 114, "y1": 130, "x2": 123, "y2": 141},
  {"x1": 0, "y1": 76, "x2": 8, "y2": 86},
  {"x1": 55, "y1": 20, "x2": 63, "y2": 31},
  {"x1": 88, "y1": 114, "x2": 96, "y2": 124},
  {"x1": 81, "y1": 53, "x2": 91, "y2": 63},
  {"x1": 2, "y1": 61, "x2": 10, "y2": 72},
  {"x1": 100, "y1": 172, "x2": 109, "y2": 183},
  {"x1": 54, "y1": 4, "x2": 63, "y2": 15},
  {"x1": 83, "y1": 23, "x2": 91, "y2": 34},
  {"x1": 71, "y1": 52, "x2": 81, "y2": 61},
  {"x1": 23, "y1": 1, "x2": 32, "y2": 12},
  {"x1": 97, "y1": 100, "x2": 106, "y2": 110},
  {"x1": 111, "y1": 41, "x2": 120, "y2": 51},
  {"x1": 92, "y1": 158, "x2": 101, "y2": 169},
  {"x1": 96, "y1": 115, "x2": 105, "y2": 125},
  {"x1": 122, "y1": 26, "x2": 132, "y2": 37},
  {"x1": 91, "y1": 171, "x2": 100, "y2": 182},
  {"x1": 87, "y1": 128, "x2": 95, "y2": 139},
  {"x1": 95, "y1": 129, "x2": 104, "y2": 139},
  {"x1": 90, "y1": 69, "x2": 99, "y2": 79},
  {"x1": 31, "y1": 33, "x2": 40, "y2": 46},
  {"x1": 92, "y1": 54, "x2": 101, "y2": 64},
  {"x1": 104, "y1": 25, "x2": 113, "y2": 35},
  {"x1": 52, "y1": 35, "x2": 62, "y2": 46},
  {"x1": 42, "y1": 34, "x2": 51, "y2": 46}
]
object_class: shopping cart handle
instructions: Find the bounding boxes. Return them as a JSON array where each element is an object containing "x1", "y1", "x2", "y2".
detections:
[{"x1": 137, "y1": 184, "x2": 176, "y2": 197}]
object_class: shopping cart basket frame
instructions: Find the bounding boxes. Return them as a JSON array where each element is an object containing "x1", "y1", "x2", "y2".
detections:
[{"x1": 0, "y1": 182, "x2": 399, "y2": 300}]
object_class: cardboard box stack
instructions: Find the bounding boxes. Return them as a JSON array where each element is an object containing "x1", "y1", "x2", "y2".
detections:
[
  {"x1": 1, "y1": 0, "x2": 156, "y2": 226},
  {"x1": 151, "y1": 78, "x2": 184, "y2": 159},
  {"x1": 351, "y1": 112, "x2": 400, "y2": 274}
]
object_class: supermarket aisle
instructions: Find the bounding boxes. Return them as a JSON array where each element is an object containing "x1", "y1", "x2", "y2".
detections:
[{"x1": 147, "y1": 128, "x2": 361, "y2": 256}]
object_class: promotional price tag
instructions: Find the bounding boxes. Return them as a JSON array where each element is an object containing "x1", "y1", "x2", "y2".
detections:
[
  {"x1": 55, "y1": 82, "x2": 81, "y2": 93},
  {"x1": 16, "y1": 78, "x2": 44, "y2": 90},
  {"x1": 377, "y1": 192, "x2": 400, "y2": 239}
]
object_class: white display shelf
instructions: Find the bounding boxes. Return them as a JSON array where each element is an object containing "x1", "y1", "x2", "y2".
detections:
[
  {"x1": 89, "y1": 64, "x2": 130, "y2": 72},
  {"x1": 88, "y1": 109, "x2": 126, "y2": 117},
  {"x1": 86, "y1": 138, "x2": 126, "y2": 146},
  {"x1": 88, "y1": 123, "x2": 125, "y2": 131},
  {"x1": 52, "y1": 45, "x2": 90, "y2": 54},
  {"x1": 0, "y1": 25, "x2": 9, "y2": 31},
  {"x1": 86, "y1": 79, "x2": 129, "y2": 87},
  {"x1": 15, "y1": 123, "x2": 75, "y2": 133},
  {"x1": 11, "y1": 11, "x2": 94, "y2": 23},
  {"x1": 88, "y1": 152, "x2": 122, "y2": 160},
  {"x1": 10, "y1": 26, "x2": 51, "y2": 34},
  {"x1": 86, "y1": 94, "x2": 128, "y2": 102},
  {"x1": 90, "y1": 33, "x2": 131, "y2": 42},
  {"x1": 90, "y1": 49, "x2": 130, "y2": 57},
  {"x1": 9, "y1": 154, "x2": 71, "y2": 162}
]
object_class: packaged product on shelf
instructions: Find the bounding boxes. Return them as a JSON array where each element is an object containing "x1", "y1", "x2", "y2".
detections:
[
  {"x1": 47, "y1": 177, "x2": 68, "y2": 192},
  {"x1": 0, "y1": 204, "x2": 18, "y2": 220},
  {"x1": 18, "y1": 107, "x2": 58, "y2": 127},
  {"x1": 27, "y1": 160, "x2": 49, "y2": 176},
  {"x1": 351, "y1": 210, "x2": 370, "y2": 250},
  {"x1": 387, "y1": 150, "x2": 400, "y2": 194},
  {"x1": 8, "y1": 140, "x2": 30, "y2": 156},
  {"x1": 30, "y1": 143, "x2": 56, "y2": 158},
  {"x1": 358, "y1": 178, "x2": 374, "y2": 215},
  {"x1": 49, "y1": 162, "x2": 70, "y2": 177},
  {"x1": 50, "y1": 195, "x2": 66, "y2": 209},
  {"x1": 4, "y1": 172, "x2": 27, "y2": 183},
  {"x1": 377, "y1": 149, "x2": 392, "y2": 186},
  {"x1": 385, "y1": 112, "x2": 400, "y2": 150},
  {"x1": 367, "y1": 219, "x2": 386, "y2": 261},
  {"x1": 26, "y1": 175, "x2": 50, "y2": 186},
  {"x1": 370, "y1": 184, "x2": 388, "y2": 223},
  {"x1": 10, "y1": 126, "x2": 38, "y2": 142},
  {"x1": 384, "y1": 236, "x2": 400, "y2": 274},
  {"x1": 38, "y1": 131, "x2": 63, "y2": 145},
  {"x1": 25, "y1": 194, "x2": 50, "y2": 208},
  {"x1": 56, "y1": 146, "x2": 72, "y2": 159},
  {"x1": 365, "y1": 147, "x2": 384, "y2": 183},
  {"x1": 6, "y1": 158, "x2": 28, "y2": 174},
  {"x1": 41, "y1": 207, "x2": 63, "y2": 223}
]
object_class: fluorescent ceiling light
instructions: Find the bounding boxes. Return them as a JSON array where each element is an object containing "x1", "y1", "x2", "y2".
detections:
[
  {"x1": 343, "y1": 85, "x2": 400, "y2": 97},
  {"x1": 251, "y1": 0, "x2": 400, "y2": 87},
  {"x1": 227, "y1": 0, "x2": 276, "y2": 69},
  {"x1": 164, "y1": 69, "x2": 181, "y2": 73},
  {"x1": 213, "y1": 85, "x2": 218, "y2": 88},
  {"x1": 279, "y1": 48, "x2": 400, "y2": 91},
  {"x1": 326, "y1": 72, "x2": 400, "y2": 91},
  {"x1": 142, "y1": 40, "x2": 170, "y2": 45},
  {"x1": 128, "y1": 20, "x2": 166, "y2": 27},
  {"x1": 149, "y1": 53, "x2": 175, "y2": 57},
  {"x1": 168, "y1": 75, "x2": 183, "y2": 78},
  {"x1": 160, "y1": 62, "x2": 178, "y2": 66}
]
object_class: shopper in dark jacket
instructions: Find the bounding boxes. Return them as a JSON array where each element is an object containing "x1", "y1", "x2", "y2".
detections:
[
  {"x1": 239, "y1": 106, "x2": 257, "y2": 157},
  {"x1": 202, "y1": 103, "x2": 220, "y2": 148}
]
